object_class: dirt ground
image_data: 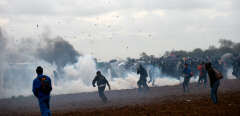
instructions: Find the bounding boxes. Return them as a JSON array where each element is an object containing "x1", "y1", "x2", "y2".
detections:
[
  {"x1": 0, "y1": 79, "x2": 240, "y2": 116},
  {"x1": 54, "y1": 91, "x2": 240, "y2": 116}
]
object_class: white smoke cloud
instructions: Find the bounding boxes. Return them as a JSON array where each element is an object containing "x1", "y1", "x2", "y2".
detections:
[
  {"x1": 109, "y1": 73, "x2": 139, "y2": 90},
  {"x1": 52, "y1": 55, "x2": 97, "y2": 94},
  {"x1": 1, "y1": 27, "x2": 238, "y2": 99},
  {"x1": 226, "y1": 68, "x2": 236, "y2": 79},
  {"x1": 154, "y1": 77, "x2": 181, "y2": 86}
]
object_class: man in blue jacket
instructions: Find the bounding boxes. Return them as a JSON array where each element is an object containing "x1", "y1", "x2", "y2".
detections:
[
  {"x1": 182, "y1": 63, "x2": 193, "y2": 93},
  {"x1": 32, "y1": 66, "x2": 52, "y2": 116}
]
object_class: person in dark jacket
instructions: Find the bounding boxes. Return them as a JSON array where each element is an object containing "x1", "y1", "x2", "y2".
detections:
[
  {"x1": 205, "y1": 62, "x2": 220, "y2": 104},
  {"x1": 92, "y1": 71, "x2": 111, "y2": 103},
  {"x1": 137, "y1": 64, "x2": 149, "y2": 92},
  {"x1": 32, "y1": 66, "x2": 52, "y2": 116}
]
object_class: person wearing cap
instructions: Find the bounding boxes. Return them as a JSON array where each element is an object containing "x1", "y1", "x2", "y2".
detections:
[
  {"x1": 92, "y1": 71, "x2": 111, "y2": 103},
  {"x1": 32, "y1": 66, "x2": 52, "y2": 116}
]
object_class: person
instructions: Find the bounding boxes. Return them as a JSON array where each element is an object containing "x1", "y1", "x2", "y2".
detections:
[
  {"x1": 148, "y1": 66, "x2": 155, "y2": 86},
  {"x1": 32, "y1": 66, "x2": 52, "y2": 116},
  {"x1": 232, "y1": 56, "x2": 240, "y2": 79},
  {"x1": 92, "y1": 71, "x2": 111, "y2": 103},
  {"x1": 205, "y1": 62, "x2": 220, "y2": 104},
  {"x1": 182, "y1": 63, "x2": 193, "y2": 93},
  {"x1": 197, "y1": 62, "x2": 207, "y2": 87},
  {"x1": 137, "y1": 64, "x2": 149, "y2": 92},
  {"x1": 148, "y1": 65, "x2": 160, "y2": 86}
]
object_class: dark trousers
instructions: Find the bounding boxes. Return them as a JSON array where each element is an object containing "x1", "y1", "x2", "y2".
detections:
[
  {"x1": 183, "y1": 77, "x2": 190, "y2": 93},
  {"x1": 211, "y1": 80, "x2": 220, "y2": 104},
  {"x1": 98, "y1": 86, "x2": 107, "y2": 102},
  {"x1": 38, "y1": 97, "x2": 51, "y2": 116},
  {"x1": 137, "y1": 79, "x2": 149, "y2": 92},
  {"x1": 198, "y1": 75, "x2": 207, "y2": 87}
]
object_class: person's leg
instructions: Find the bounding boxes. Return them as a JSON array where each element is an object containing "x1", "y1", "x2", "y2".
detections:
[
  {"x1": 137, "y1": 80, "x2": 142, "y2": 92},
  {"x1": 38, "y1": 100, "x2": 44, "y2": 116},
  {"x1": 211, "y1": 80, "x2": 219, "y2": 104},
  {"x1": 210, "y1": 87, "x2": 215, "y2": 104},
  {"x1": 46, "y1": 97, "x2": 51, "y2": 116},
  {"x1": 183, "y1": 77, "x2": 187, "y2": 93},
  {"x1": 152, "y1": 78, "x2": 155, "y2": 86},
  {"x1": 203, "y1": 76, "x2": 207, "y2": 88},
  {"x1": 232, "y1": 67, "x2": 236, "y2": 76},
  {"x1": 39, "y1": 98, "x2": 51, "y2": 116},
  {"x1": 143, "y1": 80, "x2": 149, "y2": 92},
  {"x1": 186, "y1": 78, "x2": 190, "y2": 92},
  {"x1": 183, "y1": 77, "x2": 186, "y2": 93},
  {"x1": 98, "y1": 86, "x2": 107, "y2": 102},
  {"x1": 198, "y1": 76, "x2": 202, "y2": 87},
  {"x1": 215, "y1": 80, "x2": 220, "y2": 103}
]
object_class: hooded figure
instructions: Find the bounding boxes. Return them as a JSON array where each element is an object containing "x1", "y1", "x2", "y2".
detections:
[
  {"x1": 92, "y1": 71, "x2": 111, "y2": 103},
  {"x1": 32, "y1": 66, "x2": 52, "y2": 116},
  {"x1": 137, "y1": 64, "x2": 149, "y2": 92}
]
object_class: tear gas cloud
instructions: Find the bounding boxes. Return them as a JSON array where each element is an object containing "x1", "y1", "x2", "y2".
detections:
[
  {"x1": 0, "y1": 27, "x2": 238, "y2": 99},
  {"x1": 36, "y1": 36, "x2": 81, "y2": 70},
  {"x1": 0, "y1": 28, "x2": 181, "y2": 99}
]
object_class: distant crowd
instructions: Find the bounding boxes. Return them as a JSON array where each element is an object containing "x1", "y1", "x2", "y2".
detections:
[{"x1": 32, "y1": 54, "x2": 240, "y2": 115}]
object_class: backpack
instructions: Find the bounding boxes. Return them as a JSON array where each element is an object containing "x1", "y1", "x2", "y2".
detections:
[
  {"x1": 38, "y1": 76, "x2": 51, "y2": 94},
  {"x1": 213, "y1": 69, "x2": 223, "y2": 80}
]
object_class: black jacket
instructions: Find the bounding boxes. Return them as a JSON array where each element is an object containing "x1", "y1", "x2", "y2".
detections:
[
  {"x1": 137, "y1": 67, "x2": 148, "y2": 80},
  {"x1": 207, "y1": 68, "x2": 218, "y2": 88},
  {"x1": 92, "y1": 74, "x2": 109, "y2": 87}
]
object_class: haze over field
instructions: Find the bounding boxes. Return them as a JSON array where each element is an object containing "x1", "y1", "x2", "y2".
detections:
[
  {"x1": 0, "y1": 0, "x2": 239, "y2": 99},
  {"x1": 0, "y1": 28, "x2": 238, "y2": 99},
  {"x1": 0, "y1": 28, "x2": 178, "y2": 98}
]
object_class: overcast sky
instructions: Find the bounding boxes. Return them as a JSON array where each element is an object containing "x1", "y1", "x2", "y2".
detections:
[{"x1": 0, "y1": 0, "x2": 239, "y2": 61}]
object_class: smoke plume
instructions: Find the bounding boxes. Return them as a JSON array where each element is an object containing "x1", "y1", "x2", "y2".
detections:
[
  {"x1": 0, "y1": 26, "x2": 238, "y2": 99},
  {"x1": 36, "y1": 36, "x2": 81, "y2": 69}
]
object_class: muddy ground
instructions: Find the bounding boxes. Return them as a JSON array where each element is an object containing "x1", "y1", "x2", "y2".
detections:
[{"x1": 0, "y1": 79, "x2": 240, "y2": 116}]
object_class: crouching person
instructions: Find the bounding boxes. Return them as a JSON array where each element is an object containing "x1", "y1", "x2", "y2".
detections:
[
  {"x1": 32, "y1": 66, "x2": 52, "y2": 116},
  {"x1": 92, "y1": 71, "x2": 111, "y2": 103}
]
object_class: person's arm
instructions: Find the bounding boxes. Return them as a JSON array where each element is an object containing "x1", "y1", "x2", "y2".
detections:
[
  {"x1": 48, "y1": 77, "x2": 52, "y2": 92},
  {"x1": 103, "y1": 76, "x2": 111, "y2": 90},
  {"x1": 148, "y1": 70, "x2": 152, "y2": 83},
  {"x1": 32, "y1": 79, "x2": 39, "y2": 98},
  {"x1": 106, "y1": 80, "x2": 111, "y2": 90},
  {"x1": 92, "y1": 76, "x2": 97, "y2": 87}
]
